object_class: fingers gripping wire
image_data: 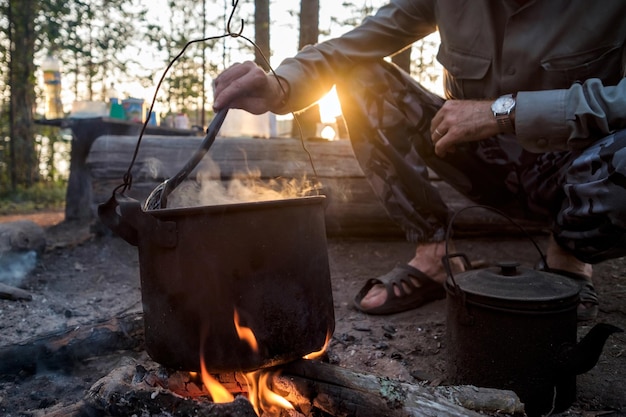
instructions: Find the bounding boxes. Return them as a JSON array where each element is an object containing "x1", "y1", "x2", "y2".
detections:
[{"x1": 222, "y1": 9, "x2": 321, "y2": 186}]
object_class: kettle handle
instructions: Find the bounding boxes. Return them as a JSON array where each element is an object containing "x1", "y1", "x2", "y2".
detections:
[
  {"x1": 442, "y1": 252, "x2": 473, "y2": 293},
  {"x1": 442, "y1": 205, "x2": 547, "y2": 290},
  {"x1": 98, "y1": 192, "x2": 177, "y2": 248}
]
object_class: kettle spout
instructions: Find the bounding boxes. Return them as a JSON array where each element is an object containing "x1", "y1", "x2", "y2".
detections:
[{"x1": 559, "y1": 323, "x2": 623, "y2": 376}]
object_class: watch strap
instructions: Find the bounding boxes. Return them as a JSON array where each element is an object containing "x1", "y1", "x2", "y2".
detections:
[{"x1": 496, "y1": 114, "x2": 514, "y2": 133}]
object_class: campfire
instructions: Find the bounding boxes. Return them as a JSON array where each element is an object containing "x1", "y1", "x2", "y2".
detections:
[
  {"x1": 78, "y1": 307, "x2": 338, "y2": 416},
  {"x1": 1, "y1": 305, "x2": 524, "y2": 417},
  {"x1": 194, "y1": 308, "x2": 330, "y2": 416},
  {"x1": 51, "y1": 308, "x2": 518, "y2": 417},
  {"x1": 84, "y1": 350, "x2": 525, "y2": 417}
]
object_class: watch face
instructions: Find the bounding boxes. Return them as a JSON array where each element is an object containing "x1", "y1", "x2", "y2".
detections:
[{"x1": 493, "y1": 96, "x2": 515, "y2": 113}]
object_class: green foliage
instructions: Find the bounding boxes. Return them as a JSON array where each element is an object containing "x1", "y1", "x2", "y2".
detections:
[
  {"x1": 0, "y1": 182, "x2": 66, "y2": 214},
  {"x1": 43, "y1": 0, "x2": 151, "y2": 102},
  {"x1": 156, "y1": 0, "x2": 225, "y2": 122},
  {"x1": 0, "y1": 98, "x2": 69, "y2": 192}
]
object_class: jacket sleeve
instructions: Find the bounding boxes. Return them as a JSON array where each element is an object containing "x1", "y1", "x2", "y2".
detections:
[
  {"x1": 274, "y1": 0, "x2": 436, "y2": 113},
  {"x1": 516, "y1": 77, "x2": 626, "y2": 153}
]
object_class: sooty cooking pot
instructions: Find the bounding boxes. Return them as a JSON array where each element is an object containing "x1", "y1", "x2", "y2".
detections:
[
  {"x1": 99, "y1": 192, "x2": 335, "y2": 373},
  {"x1": 444, "y1": 254, "x2": 621, "y2": 417}
]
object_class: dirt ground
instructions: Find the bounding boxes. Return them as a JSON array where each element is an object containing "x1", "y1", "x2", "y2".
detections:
[{"x1": 0, "y1": 211, "x2": 625, "y2": 416}]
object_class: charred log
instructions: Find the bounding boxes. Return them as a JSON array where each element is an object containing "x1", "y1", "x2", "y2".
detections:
[
  {"x1": 276, "y1": 359, "x2": 525, "y2": 417},
  {"x1": 0, "y1": 282, "x2": 33, "y2": 301},
  {"x1": 85, "y1": 357, "x2": 524, "y2": 417},
  {"x1": 84, "y1": 361, "x2": 256, "y2": 417},
  {"x1": 0, "y1": 311, "x2": 144, "y2": 377}
]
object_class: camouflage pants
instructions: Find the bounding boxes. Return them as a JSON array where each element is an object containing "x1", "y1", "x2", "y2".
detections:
[{"x1": 336, "y1": 60, "x2": 626, "y2": 264}]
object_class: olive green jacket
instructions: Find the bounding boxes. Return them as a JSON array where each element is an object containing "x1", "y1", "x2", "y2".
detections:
[{"x1": 274, "y1": 0, "x2": 626, "y2": 152}]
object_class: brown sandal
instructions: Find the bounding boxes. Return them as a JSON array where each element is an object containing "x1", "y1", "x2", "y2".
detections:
[{"x1": 353, "y1": 264, "x2": 445, "y2": 315}]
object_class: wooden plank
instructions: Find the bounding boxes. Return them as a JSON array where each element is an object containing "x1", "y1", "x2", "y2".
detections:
[{"x1": 87, "y1": 136, "x2": 363, "y2": 180}]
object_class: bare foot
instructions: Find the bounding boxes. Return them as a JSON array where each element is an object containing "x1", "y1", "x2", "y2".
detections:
[
  {"x1": 359, "y1": 241, "x2": 463, "y2": 310},
  {"x1": 546, "y1": 235, "x2": 592, "y2": 278},
  {"x1": 546, "y1": 235, "x2": 596, "y2": 318}
]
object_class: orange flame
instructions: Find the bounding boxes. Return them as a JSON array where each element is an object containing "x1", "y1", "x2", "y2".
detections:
[
  {"x1": 244, "y1": 369, "x2": 294, "y2": 415},
  {"x1": 233, "y1": 309, "x2": 295, "y2": 415},
  {"x1": 196, "y1": 309, "x2": 300, "y2": 415},
  {"x1": 233, "y1": 309, "x2": 259, "y2": 352},
  {"x1": 200, "y1": 354, "x2": 234, "y2": 403},
  {"x1": 303, "y1": 328, "x2": 332, "y2": 360}
]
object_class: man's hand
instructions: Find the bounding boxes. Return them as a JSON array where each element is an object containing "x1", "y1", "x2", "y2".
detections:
[
  {"x1": 429, "y1": 100, "x2": 502, "y2": 157},
  {"x1": 212, "y1": 61, "x2": 288, "y2": 114}
]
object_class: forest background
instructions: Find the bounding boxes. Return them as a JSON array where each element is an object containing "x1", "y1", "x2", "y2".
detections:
[{"x1": 0, "y1": 0, "x2": 441, "y2": 211}]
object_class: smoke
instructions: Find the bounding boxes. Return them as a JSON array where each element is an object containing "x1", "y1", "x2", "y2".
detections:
[
  {"x1": 0, "y1": 250, "x2": 38, "y2": 287},
  {"x1": 166, "y1": 167, "x2": 319, "y2": 209}
]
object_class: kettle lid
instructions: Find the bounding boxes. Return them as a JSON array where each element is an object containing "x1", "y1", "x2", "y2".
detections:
[{"x1": 447, "y1": 261, "x2": 580, "y2": 312}]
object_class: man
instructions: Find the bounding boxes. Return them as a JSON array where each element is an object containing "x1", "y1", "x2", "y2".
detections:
[{"x1": 213, "y1": 0, "x2": 626, "y2": 321}]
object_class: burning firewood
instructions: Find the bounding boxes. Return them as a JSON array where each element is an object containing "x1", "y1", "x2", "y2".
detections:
[
  {"x1": 84, "y1": 360, "x2": 257, "y2": 417},
  {"x1": 1, "y1": 305, "x2": 524, "y2": 417},
  {"x1": 84, "y1": 357, "x2": 524, "y2": 417},
  {"x1": 275, "y1": 359, "x2": 525, "y2": 417}
]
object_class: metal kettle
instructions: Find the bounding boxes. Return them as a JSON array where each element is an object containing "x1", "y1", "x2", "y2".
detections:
[{"x1": 443, "y1": 254, "x2": 622, "y2": 417}]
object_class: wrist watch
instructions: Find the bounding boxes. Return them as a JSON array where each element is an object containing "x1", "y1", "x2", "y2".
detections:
[{"x1": 491, "y1": 94, "x2": 516, "y2": 133}]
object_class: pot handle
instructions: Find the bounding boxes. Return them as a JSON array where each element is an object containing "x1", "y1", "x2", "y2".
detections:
[
  {"x1": 442, "y1": 252, "x2": 473, "y2": 293},
  {"x1": 98, "y1": 192, "x2": 177, "y2": 248},
  {"x1": 442, "y1": 205, "x2": 547, "y2": 286},
  {"x1": 98, "y1": 192, "x2": 140, "y2": 246}
]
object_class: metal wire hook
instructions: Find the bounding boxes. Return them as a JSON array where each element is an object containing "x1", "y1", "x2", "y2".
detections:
[
  {"x1": 116, "y1": 0, "x2": 320, "y2": 197},
  {"x1": 227, "y1": 0, "x2": 244, "y2": 37}
]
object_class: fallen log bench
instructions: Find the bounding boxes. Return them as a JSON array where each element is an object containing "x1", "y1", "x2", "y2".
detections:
[{"x1": 86, "y1": 135, "x2": 547, "y2": 237}]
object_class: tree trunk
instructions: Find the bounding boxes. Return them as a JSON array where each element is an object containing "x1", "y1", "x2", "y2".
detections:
[
  {"x1": 8, "y1": 0, "x2": 39, "y2": 189},
  {"x1": 254, "y1": 0, "x2": 270, "y2": 71},
  {"x1": 293, "y1": 0, "x2": 321, "y2": 139},
  {"x1": 299, "y1": 0, "x2": 320, "y2": 48}
]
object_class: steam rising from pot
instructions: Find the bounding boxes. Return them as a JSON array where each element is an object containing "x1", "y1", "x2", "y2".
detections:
[{"x1": 163, "y1": 164, "x2": 318, "y2": 209}]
